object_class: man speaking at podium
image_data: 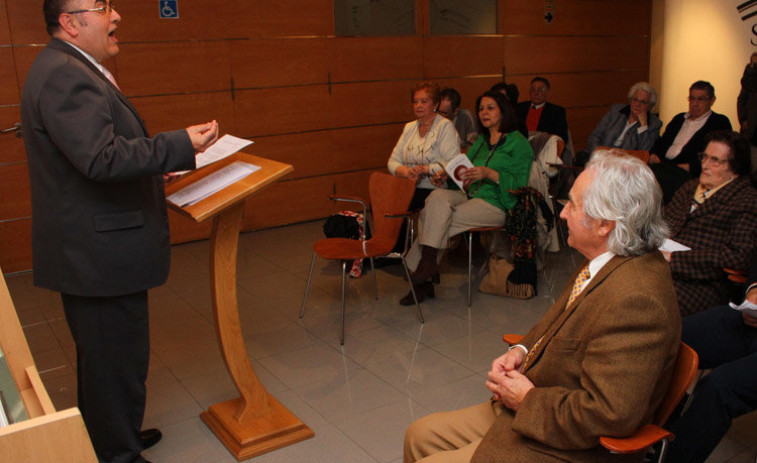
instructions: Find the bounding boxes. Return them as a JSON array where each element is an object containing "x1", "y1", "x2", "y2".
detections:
[{"x1": 20, "y1": 1, "x2": 218, "y2": 462}]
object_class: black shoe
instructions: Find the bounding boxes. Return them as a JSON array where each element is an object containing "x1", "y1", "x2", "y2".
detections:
[
  {"x1": 400, "y1": 281, "x2": 435, "y2": 305},
  {"x1": 140, "y1": 428, "x2": 163, "y2": 450}
]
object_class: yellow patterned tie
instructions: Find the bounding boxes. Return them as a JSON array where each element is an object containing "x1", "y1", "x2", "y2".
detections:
[
  {"x1": 521, "y1": 335, "x2": 543, "y2": 371},
  {"x1": 567, "y1": 265, "x2": 591, "y2": 307},
  {"x1": 522, "y1": 266, "x2": 592, "y2": 371}
]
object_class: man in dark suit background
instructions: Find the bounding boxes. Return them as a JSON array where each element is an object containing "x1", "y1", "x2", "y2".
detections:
[
  {"x1": 21, "y1": 1, "x2": 219, "y2": 462},
  {"x1": 650, "y1": 80, "x2": 732, "y2": 202},
  {"x1": 515, "y1": 76, "x2": 569, "y2": 143}
]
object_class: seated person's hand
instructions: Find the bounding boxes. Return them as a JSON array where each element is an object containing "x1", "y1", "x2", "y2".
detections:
[
  {"x1": 430, "y1": 170, "x2": 448, "y2": 187},
  {"x1": 410, "y1": 164, "x2": 428, "y2": 179},
  {"x1": 649, "y1": 154, "x2": 661, "y2": 164},
  {"x1": 744, "y1": 287, "x2": 757, "y2": 328},
  {"x1": 485, "y1": 368, "x2": 534, "y2": 412},
  {"x1": 396, "y1": 165, "x2": 420, "y2": 183},
  {"x1": 487, "y1": 349, "x2": 525, "y2": 401},
  {"x1": 637, "y1": 110, "x2": 648, "y2": 128}
]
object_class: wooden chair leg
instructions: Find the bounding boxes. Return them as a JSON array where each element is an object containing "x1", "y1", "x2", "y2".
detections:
[{"x1": 300, "y1": 251, "x2": 317, "y2": 319}]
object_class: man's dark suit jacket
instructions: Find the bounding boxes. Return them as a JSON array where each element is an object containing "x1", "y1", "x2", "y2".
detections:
[
  {"x1": 516, "y1": 100, "x2": 569, "y2": 142},
  {"x1": 21, "y1": 38, "x2": 196, "y2": 297},
  {"x1": 651, "y1": 111, "x2": 732, "y2": 179},
  {"x1": 665, "y1": 176, "x2": 757, "y2": 316}
]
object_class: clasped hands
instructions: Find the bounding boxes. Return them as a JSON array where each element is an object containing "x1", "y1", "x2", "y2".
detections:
[{"x1": 485, "y1": 347, "x2": 535, "y2": 412}]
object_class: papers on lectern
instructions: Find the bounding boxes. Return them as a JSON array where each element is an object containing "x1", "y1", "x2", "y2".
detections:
[
  {"x1": 167, "y1": 161, "x2": 260, "y2": 207},
  {"x1": 171, "y1": 134, "x2": 254, "y2": 176}
]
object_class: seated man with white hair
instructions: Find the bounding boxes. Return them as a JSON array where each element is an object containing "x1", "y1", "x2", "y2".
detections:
[
  {"x1": 404, "y1": 150, "x2": 681, "y2": 463},
  {"x1": 584, "y1": 82, "x2": 663, "y2": 154}
]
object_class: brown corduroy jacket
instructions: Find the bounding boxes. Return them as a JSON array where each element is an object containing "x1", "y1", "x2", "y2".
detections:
[{"x1": 472, "y1": 252, "x2": 681, "y2": 463}]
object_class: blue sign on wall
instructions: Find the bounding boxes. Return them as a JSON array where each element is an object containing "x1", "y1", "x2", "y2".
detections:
[{"x1": 159, "y1": 0, "x2": 179, "y2": 19}]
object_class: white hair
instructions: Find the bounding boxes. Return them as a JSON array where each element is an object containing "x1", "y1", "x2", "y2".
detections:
[
  {"x1": 628, "y1": 82, "x2": 658, "y2": 108},
  {"x1": 582, "y1": 150, "x2": 668, "y2": 256}
]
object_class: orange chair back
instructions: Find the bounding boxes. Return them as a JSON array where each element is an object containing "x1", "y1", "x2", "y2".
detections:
[
  {"x1": 368, "y1": 172, "x2": 415, "y2": 252},
  {"x1": 653, "y1": 342, "x2": 699, "y2": 426}
]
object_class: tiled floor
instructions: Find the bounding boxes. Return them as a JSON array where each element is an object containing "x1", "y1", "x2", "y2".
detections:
[{"x1": 6, "y1": 220, "x2": 757, "y2": 463}]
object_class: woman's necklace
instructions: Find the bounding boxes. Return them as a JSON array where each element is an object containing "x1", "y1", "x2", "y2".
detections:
[{"x1": 468, "y1": 131, "x2": 507, "y2": 197}]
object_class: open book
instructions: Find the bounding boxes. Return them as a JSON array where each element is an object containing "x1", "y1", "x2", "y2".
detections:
[{"x1": 444, "y1": 153, "x2": 473, "y2": 191}]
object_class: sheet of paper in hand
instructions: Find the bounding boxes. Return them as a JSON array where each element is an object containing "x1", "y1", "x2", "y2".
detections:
[{"x1": 445, "y1": 153, "x2": 474, "y2": 191}]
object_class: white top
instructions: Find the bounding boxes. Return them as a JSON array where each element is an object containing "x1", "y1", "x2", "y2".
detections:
[
  {"x1": 387, "y1": 114, "x2": 461, "y2": 189},
  {"x1": 665, "y1": 111, "x2": 712, "y2": 160}
]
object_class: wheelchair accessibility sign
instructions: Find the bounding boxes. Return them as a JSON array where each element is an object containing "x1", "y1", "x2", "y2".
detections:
[{"x1": 159, "y1": 0, "x2": 179, "y2": 18}]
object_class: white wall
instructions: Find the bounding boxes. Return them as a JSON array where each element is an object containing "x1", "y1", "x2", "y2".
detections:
[{"x1": 658, "y1": 0, "x2": 756, "y2": 127}]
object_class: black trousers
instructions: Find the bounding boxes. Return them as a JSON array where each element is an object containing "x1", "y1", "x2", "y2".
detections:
[
  {"x1": 62, "y1": 291, "x2": 150, "y2": 463},
  {"x1": 666, "y1": 305, "x2": 757, "y2": 463}
]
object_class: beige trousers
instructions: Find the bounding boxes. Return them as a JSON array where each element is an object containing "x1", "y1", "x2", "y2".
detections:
[
  {"x1": 403, "y1": 401, "x2": 504, "y2": 463},
  {"x1": 406, "y1": 189, "x2": 507, "y2": 270}
]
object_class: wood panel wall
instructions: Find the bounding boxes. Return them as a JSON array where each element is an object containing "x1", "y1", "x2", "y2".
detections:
[{"x1": 0, "y1": 0, "x2": 652, "y2": 274}]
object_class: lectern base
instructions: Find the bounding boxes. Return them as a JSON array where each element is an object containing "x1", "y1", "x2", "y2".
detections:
[{"x1": 200, "y1": 396, "x2": 314, "y2": 461}]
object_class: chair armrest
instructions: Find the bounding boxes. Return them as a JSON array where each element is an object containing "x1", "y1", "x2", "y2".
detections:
[
  {"x1": 502, "y1": 334, "x2": 524, "y2": 346},
  {"x1": 724, "y1": 267, "x2": 748, "y2": 284},
  {"x1": 600, "y1": 424, "x2": 673, "y2": 454},
  {"x1": 385, "y1": 210, "x2": 413, "y2": 219},
  {"x1": 328, "y1": 194, "x2": 368, "y2": 208},
  {"x1": 328, "y1": 195, "x2": 368, "y2": 240}
]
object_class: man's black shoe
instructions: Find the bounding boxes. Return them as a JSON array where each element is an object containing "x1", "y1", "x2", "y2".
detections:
[{"x1": 140, "y1": 428, "x2": 163, "y2": 450}]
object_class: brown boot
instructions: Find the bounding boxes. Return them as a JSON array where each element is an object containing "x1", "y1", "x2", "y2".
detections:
[{"x1": 411, "y1": 245, "x2": 439, "y2": 284}]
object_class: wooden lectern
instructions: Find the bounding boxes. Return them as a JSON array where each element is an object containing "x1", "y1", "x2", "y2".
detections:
[
  {"x1": 165, "y1": 152, "x2": 313, "y2": 460},
  {"x1": 0, "y1": 264, "x2": 98, "y2": 463}
]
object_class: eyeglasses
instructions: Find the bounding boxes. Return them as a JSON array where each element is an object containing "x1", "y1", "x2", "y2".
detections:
[
  {"x1": 630, "y1": 97, "x2": 650, "y2": 105},
  {"x1": 688, "y1": 95, "x2": 712, "y2": 102},
  {"x1": 698, "y1": 152, "x2": 729, "y2": 166},
  {"x1": 66, "y1": 1, "x2": 115, "y2": 15}
]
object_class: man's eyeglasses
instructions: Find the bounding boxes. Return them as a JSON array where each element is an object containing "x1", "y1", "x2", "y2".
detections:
[
  {"x1": 688, "y1": 95, "x2": 712, "y2": 103},
  {"x1": 698, "y1": 152, "x2": 729, "y2": 166},
  {"x1": 66, "y1": 1, "x2": 115, "y2": 15}
]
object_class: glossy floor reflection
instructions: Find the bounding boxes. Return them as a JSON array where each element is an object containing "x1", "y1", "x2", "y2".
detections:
[{"x1": 7, "y1": 220, "x2": 756, "y2": 463}]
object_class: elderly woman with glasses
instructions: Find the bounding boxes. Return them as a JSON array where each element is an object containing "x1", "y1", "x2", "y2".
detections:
[
  {"x1": 388, "y1": 81, "x2": 461, "y2": 211},
  {"x1": 399, "y1": 90, "x2": 533, "y2": 305},
  {"x1": 663, "y1": 130, "x2": 757, "y2": 316},
  {"x1": 584, "y1": 82, "x2": 662, "y2": 154}
]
